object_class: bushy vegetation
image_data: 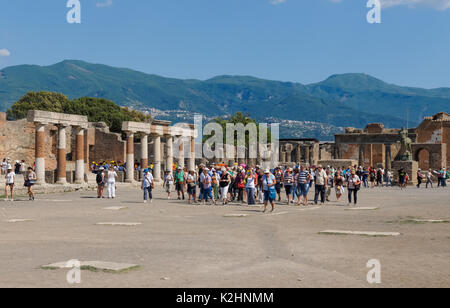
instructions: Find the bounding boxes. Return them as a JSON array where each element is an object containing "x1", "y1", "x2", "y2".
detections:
[{"x1": 6, "y1": 91, "x2": 151, "y2": 133}]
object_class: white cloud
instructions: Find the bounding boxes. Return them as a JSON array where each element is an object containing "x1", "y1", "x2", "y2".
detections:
[
  {"x1": 270, "y1": 0, "x2": 286, "y2": 5},
  {"x1": 330, "y1": 0, "x2": 450, "y2": 10},
  {"x1": 380, "y1": 0, "x2": 450, "y2": 10},
  {"x1": 97, "y1": 0, "x2": 113, "y2": 8},
  {"x1": 0, "y1": 49, "x2": 11, "y2": 57}
]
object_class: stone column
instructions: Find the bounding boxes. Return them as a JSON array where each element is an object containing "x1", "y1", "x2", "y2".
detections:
[
  {"x1": 189, "y1": 137, "x2": 195, "y2": 171},
  {"x1": 385, "y1": 144, "x2": 392, "y2": 170},
  {"x1": 125, "y1": 131, "x2": 135, "y2": 183},
  {"x1": 74, "y1": 127, "x2": 85, "y2": 184},
  {"x1": 153, "y1": 134, "x2": 162, "y2": 181},
  {"x1": 166, "y1": 135, "x2": 173, "y2": 174},
  {"x1": 35, "y1": 123, "x2": 46, "y2": 185},
  {"x1": 56, "y1": 125, "x2": 67, "y2": 184},
  {"x1": 304, "y1": 146, "x2": 310, "y2": 165},
  {"x1": 359, "y1": 144, "x2": 365, "y2": 167},
  {"x1": 296, "y1": 145, "x2": 301, "y2": 164},
  {"x1": 141, "y1": 133, "x2": 149, "y2": 170},
  {"x1": 178, "y1": 138, "x2": 185, "y2": 168}
]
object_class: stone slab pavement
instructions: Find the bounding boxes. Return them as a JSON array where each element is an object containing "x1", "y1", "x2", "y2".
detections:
[{"x1": 0, "y1": 185, "x2": 449, "y2": 288}]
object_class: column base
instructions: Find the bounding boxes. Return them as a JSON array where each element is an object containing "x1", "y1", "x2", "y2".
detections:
[{"x1": 56, "y1": 179, "x2": 67, "y2": 185}]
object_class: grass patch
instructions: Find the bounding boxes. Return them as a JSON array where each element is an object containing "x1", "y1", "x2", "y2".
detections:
[{"x1": 41, "y1": 265, "x2": 141, "y2": 274}]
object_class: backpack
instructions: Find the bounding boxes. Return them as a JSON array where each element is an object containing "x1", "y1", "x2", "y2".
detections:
[{"x1": 96, "y1": 172, "x2": 103, "y2": 184}]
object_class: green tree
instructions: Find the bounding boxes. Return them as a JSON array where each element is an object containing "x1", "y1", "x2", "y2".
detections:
[
  {"x1": 6, "y1": 91, "x2": 70, "y2": 120},
  {"x1": 6, "y1": 92, "x2": 152, "y2": 133}
]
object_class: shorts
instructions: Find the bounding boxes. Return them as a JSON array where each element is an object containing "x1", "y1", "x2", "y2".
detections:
[
  {"x1": 187, "y1": 184, "x2": 196, "y2": 195},
  {"x1": 297, "y1": 183, "x2": 310, "y2": 197},
  {"x1": 275, "y1": 183, "x2": 281, "y2": 194},
  {"x1": 176, "y1": 182, "x2": 184, "y2": 191},
  {"x1": 165, "y1": 183, "x2": 172, "y2": 193},
  {"x1": 6, "y1": 183, "x2": 14, "y2": 187},
  {"x1": 285, "y1": 185, "x2": 293, "y2": 195}
]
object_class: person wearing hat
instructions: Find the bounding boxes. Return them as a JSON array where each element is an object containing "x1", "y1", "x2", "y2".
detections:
[
  {"x1": 25, "y1": 167, "x2": 37, "y2": 201},
  {"x1": 174, "y1": 166, "x2": 186, "y2": 200},
  {"x1": 186, "y1": 169, "x2": 198, "y2": 204},
  {"x1": 163, "y1": 170, "x2": 174, "y2": 199},
  {"x1": 142, "y1": 168, "x2": 154, "y2": 203},
  {"x1": 219, "y1": 167, "x2": 231, "y2": 205},
  {"x1": 4, "y1": 167, "x2": 15, "y2": 201},
  {"x1": 200, "y1": 168, "x2": 215, "y2": 205},
  {"x1": 96, "y1": 167, "x2": 105, "y2": 198},
  {"x1": 106, "y1": 165, "x2": 118, "y2": 199},
  {"x1": 284, "y1": 168, "x2": 294, "y2": 205},
  {"x1": 262, "y1": 169, "x2": 277, "y2": 213}
]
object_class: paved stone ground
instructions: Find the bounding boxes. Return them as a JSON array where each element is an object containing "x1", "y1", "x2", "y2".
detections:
[{"x1": 0, "y1": 185, "x2": 449, "y2": 288}]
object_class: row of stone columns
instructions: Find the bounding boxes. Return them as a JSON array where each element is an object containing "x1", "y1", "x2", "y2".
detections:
[
  {"x1": 35, "y1": 123, "x2": 85, "y2": 185},
  {"x1": 281, "y1": 145, "x2": 312, "y2": 164},
  {"x1": 123, "y1": 131, "x2": 196, "y2": 183}
]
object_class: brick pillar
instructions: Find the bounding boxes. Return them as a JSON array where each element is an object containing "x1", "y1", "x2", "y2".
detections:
[
  {"x1": 35, "y1": 123, "x2": 46, "y2": 185},
  {"x1": 153, "y1": 134, "x2": 162, "y2": 181},
  {"x1": 189, "y1": 137, "x2": 195, "y2": 171},
  {"x1": 359, "y1": 144, "x2": 365, "y2": 167},
  {"x1": 75, "y1": 127, "x2": 85, "y2": 184},
  {"x1": 166, "y1": 135, "x2": 173, "y2": 174},
  {"x1": 126, "y1": 131, "x2": 135, "y2": 183},
  {"x1": 56, "y1": 125, "x2": 67, "y2": 184},
  {"x1": 296, "y1": 145, "x2": 301, "y2": 164},
  {"x1": 141, "y1": 133, "x2": 148, "y2": 171},
  {"x1": 305, "y1": 146, "x2": 310, "y2": 165}
]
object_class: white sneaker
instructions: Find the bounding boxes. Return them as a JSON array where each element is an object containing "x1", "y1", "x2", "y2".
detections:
[
  {"x1": 150, "y1": 199, "x2": 153, "y2": 203},
  {"x1": 144, "y1": 200, "x2": 147, "y2": 203}
]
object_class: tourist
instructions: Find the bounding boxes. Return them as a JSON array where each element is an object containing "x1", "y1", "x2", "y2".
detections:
[
  {"x1": 14, "y1": 160, "x2": 21, "y2": 175},
  {"x1": 376, "y1": 168, "x2": 383, "y2": 187},
  {"x1": 219, "y1": 167, "x2": 231, "y2": 205},
  {"x1": 362, "y1": 167, "x2": 369, "y2": 188},
  {"x1": 257, "y1": 168, "x2": 265, "y2": 204},
  {"x1": 284, "y1": 168, "x2": 294, "y2": 204},
  {"x1": 274, "y1": 168, "x2": 283, "y2": 202},
  {"x1": 398, "y1": 168, "x2": 407, "y2": 189},
  {"x1": 417, "y1": 169, "x2": 425, "y2": 188},
  {"x1": 106, "y1": 166, "x2": 118, "y2": 199},
  {"x1": 325, "y1": 169, "x2": 333, "y2": 202},
  {"x1": 174, "y1": 166, "x2": 185, "y2": 200},
  {"x1": 334, "y1": 171, "x2": 345, "y2": 202},
  {"x1": 163, "y1": 170, "x2": 174, "y2": 199},
  {"x1": 186, "y1": 169, "x2": 198, "y2": 204},
  {"x1": 4, "y1": 168, "x2": 15, "y2": 201},
  {"x1": 245, "y1": 168, "x2": 257, "y2": 205},
  {"x1": 235, "y1": 167, "x2": 245, "y2": 203},
  {"x1": 262, "y1": 169, "x2": 276, "y2": 213},
  {"x1": 1, "y1": 159, "x2": 7, "y2": 175},
  {"x1": 25, "y1": 167, "x2": 37, "y2": 201},
  {"x1": 200, "y1": 168, "x2": 214, "y2": 205},
  {"x1": 314, "y1": 165, "x2": 327, "y2": 205},
  {"x1": 96, "y1": 167, "x2": 105, "y2": 198},
  {"x1": 426, "y1": 169, "x2": 434, "y2": 188},
  {"x1": 347, "y1": 170, "x2": 361, "y2": 206},
  {"x1": 296, "y1": 165, "x2": 311, "y2": 206},
  {"x1": 211, "y1": 169, "x2": 220, "y2": 201},
  {"x1": 141, "y1": 168, "x2": 154, "y2": 204},
  {"x1": 369, "y1": 167, "x2": 376, "y2": 188},
  {"x1": 385, "y1": 169, "x2": 393, "y2": 187}
]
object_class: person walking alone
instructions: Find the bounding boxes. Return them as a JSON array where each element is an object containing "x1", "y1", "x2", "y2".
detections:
[
  {"x1": 314, "y1": 165, "x2": 327, "y2": 205},
  {"x1": 141, "y1": 169, "x2": 154, "y2": 204},
  {"x1": 4, "y1": 168, "x2": 15, "y2": 202},
  {"x1": 347, "y1": 170, "x2": 361, "y2": 206}
]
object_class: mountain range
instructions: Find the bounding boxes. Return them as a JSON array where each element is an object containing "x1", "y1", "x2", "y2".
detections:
[{"x1": 1, "y1": 60, "x2": 449, "y2": 139}]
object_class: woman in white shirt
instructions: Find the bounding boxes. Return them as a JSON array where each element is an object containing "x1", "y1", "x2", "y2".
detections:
[
  {"x1": 347, "y1": 170, "x2": 361, "y2": 206},
  {"x1": 245, "y1": 169, "x2": 257, "y2": 205},
  {"x1": 141, "y1": 169, "x2": 154, "y2": 204},
  {"x1": 106, "y1": 166, "x2": 118, "y2": 199},
  {"x1": 25, "y1": 167, "x2": 37, "y2": 201},
  {"x1": 4, "y1": 168, "x2": 15, "y2": 201}
]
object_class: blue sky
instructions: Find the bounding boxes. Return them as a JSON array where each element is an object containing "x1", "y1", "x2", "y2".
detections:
[{"x1": 0, "y1": 0, "x2": 449, "y2": 88}]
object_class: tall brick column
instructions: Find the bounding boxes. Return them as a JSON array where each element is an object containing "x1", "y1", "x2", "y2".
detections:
[
  {"x1": 75, "y1": 127, "x2": 85, "y2": 184},
  {"x1": 35, "y1": 123, "x2": 46, "y2": 185},
  {"x1": 166, "y1": 135, "x2": 173, "y2": 174},
  {"x1": 56, "y1": 125, "x2": 67, "y2": 184},
  {"x1": 126, "y1": 131, "x2": 135, "y2": 183},
  {"x1": 385, "y1": 144, "x2": 392, "y2": 170},
  {"x1": 188, "y1": 137, "x2": 196, "y2": 171},
  {"x1": 153, "y1": 134, "x2": 162, "y2": 181},
  {"x1": 141, "y1": 133, "x2": 149, "y2": 171}
]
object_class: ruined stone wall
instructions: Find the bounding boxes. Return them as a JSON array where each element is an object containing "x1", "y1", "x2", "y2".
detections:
[
  {"x1": 89, "y1": 129, "x2": 126, "y2": 163},
  {"x1": 415, "y1": 116, "x2": 450, "y2": 167}
]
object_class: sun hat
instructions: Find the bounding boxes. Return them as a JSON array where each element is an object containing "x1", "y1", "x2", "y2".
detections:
[{"x1": 264, "y1": 169, "x2": 270, "y2": 173}]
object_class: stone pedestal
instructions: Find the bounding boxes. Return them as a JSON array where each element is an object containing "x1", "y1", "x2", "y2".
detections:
[{"x1": 392, "y1": 160, "x2": 418, "y2": 185}]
